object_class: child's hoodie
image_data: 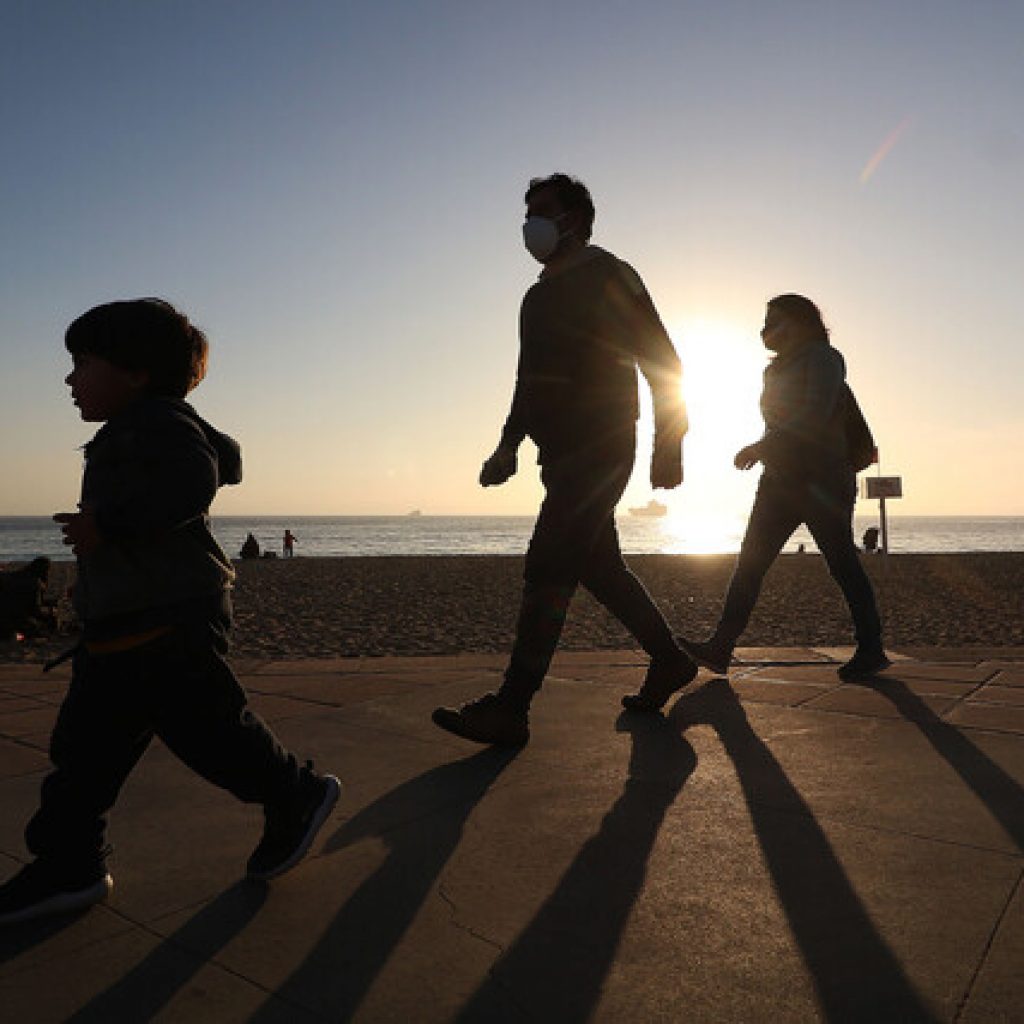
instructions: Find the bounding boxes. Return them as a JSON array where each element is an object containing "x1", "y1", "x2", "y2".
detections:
[{"x1": 72, "y1": 396, "x2": 242, "y2": 639}]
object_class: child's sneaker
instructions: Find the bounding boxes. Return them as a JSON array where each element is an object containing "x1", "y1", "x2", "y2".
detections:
[
  {"x1": 246, "y1": 766, "x2": 341, "y2": 882},
  {"x1": 0, "y1": 860, "x2": 113, "y2": 926},
  {"x1": 431, "y1": 692, "x2": 530, "y2": 746}
]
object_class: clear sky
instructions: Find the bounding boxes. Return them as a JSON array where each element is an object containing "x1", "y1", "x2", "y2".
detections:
[{"x1": 2, "y1": 1, "x2": 1022, "y2": 527}]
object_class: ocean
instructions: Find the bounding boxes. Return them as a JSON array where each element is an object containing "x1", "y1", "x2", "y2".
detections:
[{"x1": 1, "y1": 514, "x2": 1021, "y2": 562}]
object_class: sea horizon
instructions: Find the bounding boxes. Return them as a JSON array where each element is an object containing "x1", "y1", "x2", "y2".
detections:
[{"x1": 2, "y1": 513, "x2": 1022, "y2": 562}]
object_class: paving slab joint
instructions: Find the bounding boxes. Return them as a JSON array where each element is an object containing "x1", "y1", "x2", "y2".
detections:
[{"x1": 952, "y1": 867, "x2": 1024, "y2": 1022}]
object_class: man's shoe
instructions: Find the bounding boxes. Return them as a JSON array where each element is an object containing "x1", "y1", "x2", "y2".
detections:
[
  {"x1": 0, "y1": 860, "x2": 112, "y2": 926},
  {"x1": 621, "y1": 649, "x2": 699, "y2": 713},
  {"x1": 679, "y1": 636, "x2": 734, "y2": 676},
  {"x1": 247, "y1": 766, "x2": 341, "y2": 882},
  {"x1": 432, "y1": 692, "x2": 529, "y2": 746},
  {"x1": 838, "y1": 644, "x2": 892, "y2": 681}
]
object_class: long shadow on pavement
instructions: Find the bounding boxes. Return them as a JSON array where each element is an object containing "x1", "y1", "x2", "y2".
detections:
[
  {"x1": 453, "y1": 712, "x2": 696, "y2": 1023},
  {"x1": 63, "y1": 882, "x2": 268, "y2": 1023},
  {"x1": 862, "y1": 676, "x2": 1024, "y2": 852},
  {"x1": 670, "y1": 679, "x2": 938, "y2": 1023},
  {"x1": 0, "y1": 896, "x2": 104, "y2": 968},
  {"x1": 245, "y1": 745, "x2": 518, "y2": 1023}
]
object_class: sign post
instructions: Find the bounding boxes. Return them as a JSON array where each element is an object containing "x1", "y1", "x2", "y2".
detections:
[{"x1": 863, "y1": 476, "x2": 903, "y2": 554}]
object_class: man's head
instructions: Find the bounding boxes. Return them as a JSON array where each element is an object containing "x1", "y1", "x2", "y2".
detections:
[
  {"x1": 522, "y1": 173, "x2": 595, "y2": 262},
  {"x1": 64, "y1": 298, "x2": 208, "y2": 420}
]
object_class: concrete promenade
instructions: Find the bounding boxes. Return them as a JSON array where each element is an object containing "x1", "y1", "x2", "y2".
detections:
[{"x1": 1, "y1": 647, "x2": 1023, "y2": 1022}]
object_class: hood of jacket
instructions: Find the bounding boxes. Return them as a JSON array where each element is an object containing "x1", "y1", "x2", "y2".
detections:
[{"x1": 86, "y1": 396, "x2": 243, "y2": 488}]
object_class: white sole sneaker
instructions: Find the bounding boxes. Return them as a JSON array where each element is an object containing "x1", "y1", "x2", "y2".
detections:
[
  {"x1": 247, "y1": 775, "x2": 342, "y2": 882},
  {"x1": 0, "y1": 874, "x2": 113, "y2": 927}
]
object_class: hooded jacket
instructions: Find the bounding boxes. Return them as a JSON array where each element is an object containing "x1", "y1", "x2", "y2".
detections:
[{"x1": 72, "y1": 396, "x2": 242, "y2": 637}]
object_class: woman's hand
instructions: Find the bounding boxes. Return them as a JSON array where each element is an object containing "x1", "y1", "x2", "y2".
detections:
[{"x1": 733, "y1": 443, "x2": 762, "y2": 471}]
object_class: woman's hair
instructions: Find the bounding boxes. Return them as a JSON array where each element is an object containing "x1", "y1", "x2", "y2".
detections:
[
  {"x1": 65, "y1": 298, "x2": 209, "y2": 397},
  {"x1": 767, "y1": 293, "x2": 830, "y2": 345},
  {"x1": 525, "y1": 173, "x2": 596, "y2": 241}
]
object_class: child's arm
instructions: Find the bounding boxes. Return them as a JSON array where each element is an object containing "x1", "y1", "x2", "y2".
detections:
[{"x1": 53, "y1": 509, "x2": 101, "y2": 556}]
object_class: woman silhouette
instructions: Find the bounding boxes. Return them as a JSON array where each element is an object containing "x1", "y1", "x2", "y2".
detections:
[{"x1": 678, "y1": 294, "x2": 889, "y2": 682}]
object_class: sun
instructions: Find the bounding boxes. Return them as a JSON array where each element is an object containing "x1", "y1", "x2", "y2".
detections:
[
  {"x1": 627, "y1": 315, "x2": 768, "y2": 553},
  {"x1": 675, "y1": 316, "x2": 766, "y2": 473}
]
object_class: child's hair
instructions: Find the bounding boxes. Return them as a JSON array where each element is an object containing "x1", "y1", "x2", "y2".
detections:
[{"x1": 65, "y1": 298, "x2": 209, "y2": 397}]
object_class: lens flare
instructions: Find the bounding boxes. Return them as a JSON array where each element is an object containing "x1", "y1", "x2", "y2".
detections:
[{"x1": 860, "y1": 117, "x2": 911, "y2": 185}]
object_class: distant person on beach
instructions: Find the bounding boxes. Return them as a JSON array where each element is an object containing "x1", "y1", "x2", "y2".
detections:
[
  {"x1": 862, "y1": 526, "x2": 880, "y2": 553},
  {"x1": 240, "y1": 532, "x2": 260, "y2": 559},
  {"x1": 283, "y1": 529, "x2": 296, "y2": 557},
  {"x1": 432, "y1": 173, "x2": 694, "y2": 746},
  {"x1": 0, "y1": 298, "x2": 339, "y2": 927},
  {"x1": 0, "y1": 556, "x2": 58, "y2": 640},
  {"x1": 679, "y1": 294, "x2": 890, "y2": 681}
]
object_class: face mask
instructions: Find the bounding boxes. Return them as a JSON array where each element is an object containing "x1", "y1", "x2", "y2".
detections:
[{"x1": 522, "y1": 215, "x2": 566, "y2": 261}]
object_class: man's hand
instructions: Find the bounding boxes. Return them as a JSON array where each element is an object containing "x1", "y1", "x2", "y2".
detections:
[
  {"x1": 53, "y1": 510, "x2": 101, "y2": 556},
  {"x1": 479, "y1": 446, "x2": 518, "y2": 487},
  {"x1": 733, "y1": 442, "x2": 763, "y2": 471},
  {"x1": 651, "y1": 444, "x2": 683, "y2": 490}
]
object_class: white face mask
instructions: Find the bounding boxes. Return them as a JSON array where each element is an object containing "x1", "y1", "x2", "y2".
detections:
[{"x1": 522, "y1": 215, "x2": 566, "y2": 262}]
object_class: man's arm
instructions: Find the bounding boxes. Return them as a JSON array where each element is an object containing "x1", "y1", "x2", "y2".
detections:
[
  {"x1": 618, "y1": 265, "x2": 688, "y2": 488},
  {"x1": 480, "y1": 353, "x2": 527, "y2": 487}
]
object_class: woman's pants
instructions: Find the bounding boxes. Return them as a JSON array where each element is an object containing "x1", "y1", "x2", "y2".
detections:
[{"x1": 717, "y1": 469, "x2": 882, "y2": 646}]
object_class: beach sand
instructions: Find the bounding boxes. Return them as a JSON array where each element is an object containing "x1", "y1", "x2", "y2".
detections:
[{"x1": 3, "y1": 552, "x2": 1023, "y2": 663}]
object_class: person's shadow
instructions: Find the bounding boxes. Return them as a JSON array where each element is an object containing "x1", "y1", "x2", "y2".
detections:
[
  {"x1": 453, "y1": 712, "x2": 696, "y2": 1023},
  {"x1": 856, "y1": 674, "x2": 1024, "y2": 852},
  {"x1": 59, "y1": 882, "x2": 267, "y2": 1023},
  {"x1": 669, "y1": 679, "x2": 938, "y2": 1023},
  {"x1": 245, "y1": 745, "x2": 518, "y2": 1023}
]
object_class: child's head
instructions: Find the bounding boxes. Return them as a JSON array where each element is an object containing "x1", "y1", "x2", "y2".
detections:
[{"x1": 65, "y1": 298, "x2": 209, "y2": 401}]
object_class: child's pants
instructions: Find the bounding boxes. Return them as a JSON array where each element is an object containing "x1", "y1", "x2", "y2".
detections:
[{"x1": 25, "y1": 617, "x2": 302, "y2": 870}]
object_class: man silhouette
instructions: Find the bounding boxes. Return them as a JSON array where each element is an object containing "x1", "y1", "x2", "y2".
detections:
[{"x1": 432, "y1": 173, "x2": 695, "y2": 746}]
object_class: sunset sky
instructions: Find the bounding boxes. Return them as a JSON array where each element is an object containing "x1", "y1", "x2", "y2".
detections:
[{"x1": 2, "y1": 2, "x2": 1021, "y2": 527}]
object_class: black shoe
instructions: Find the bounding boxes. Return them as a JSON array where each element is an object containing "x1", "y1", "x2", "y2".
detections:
[
  {"x1": 621, "y1": 648, "x2": 699, "y2": 713},
  {"x1": 838, "y1": 644, "x2": 892, "y2": 681},
  {"x1": 432, "y1": 692, "x2": 530, "y2": 746},
  {"x1": 0, "y1": 860, "x2": 112, "y2": 926},
  {"x1": 678, "y1": 636, "x2": 734, "y2": 676},
  {"x1": 247, "y1": 766, "x2": 341, "y2": 882}
]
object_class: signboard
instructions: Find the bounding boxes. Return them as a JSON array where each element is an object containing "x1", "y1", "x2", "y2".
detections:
[{"x1": 864, "y1": 476, "x2": 902, "y2": 500}]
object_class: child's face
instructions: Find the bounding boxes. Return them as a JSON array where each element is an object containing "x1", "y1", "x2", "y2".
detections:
[{"x1": 65, "y1": 353, "x2": 148, "y2": 421}]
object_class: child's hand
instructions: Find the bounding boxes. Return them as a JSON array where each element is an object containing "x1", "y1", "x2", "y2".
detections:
[{"x1": 53, "y1": 510, "x2": 101, "y2": 556}]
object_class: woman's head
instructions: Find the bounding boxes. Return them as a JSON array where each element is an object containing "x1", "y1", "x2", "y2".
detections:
[{"x1": 762, "y1": 294, "x2": 829, "y2": 353}]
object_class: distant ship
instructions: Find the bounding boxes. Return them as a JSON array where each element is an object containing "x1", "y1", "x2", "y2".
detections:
[
  {"x1": 406, "y1": 509, "x2": 423, "y2": 517},
  {"x1": 628, "y1": 499, "x2": 668, "y2": 518}
]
